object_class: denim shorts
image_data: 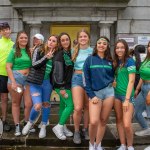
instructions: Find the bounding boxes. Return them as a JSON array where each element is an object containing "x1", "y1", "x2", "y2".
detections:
[
  {"x1": 72, "y1": 73, "x2": 84, "y2": 88},
  {"x1": 94, "y1": 84, "x2": 114, "y2": 100},
  {"x1": 115, "y1": 94, "x2": 135, "y2": 105},
  {"x1": 8, "y1": 70, "x2": 28, "y2": 86}
]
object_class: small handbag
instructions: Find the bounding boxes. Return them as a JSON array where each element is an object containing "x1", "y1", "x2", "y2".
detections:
[{"x1": 146, "y1": 91, "x2": 150, "y2": 105}]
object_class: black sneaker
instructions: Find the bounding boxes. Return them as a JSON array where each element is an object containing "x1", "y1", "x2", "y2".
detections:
[{"x1": 3, "y1": 121, "x2": 11, "y2": 132}]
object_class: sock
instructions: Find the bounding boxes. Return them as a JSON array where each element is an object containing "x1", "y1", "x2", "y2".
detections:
[
  {"x1": 57, "y1": 123, "x2": 63, "y2": 128},
  {"x1": 121, "y1": 144, "x2": 126, "y2": 147},
  {"x1": 96, "y1": 142, "x2": 101, "y2": 147},
  {"x1": 128, "y1": 146, "x2": 134, "y2": 150}
]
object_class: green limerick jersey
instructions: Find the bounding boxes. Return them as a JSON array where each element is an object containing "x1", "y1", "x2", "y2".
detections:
[
  {"x1": 139, "y1": 60, "x2": 150, "y2": 81},
  {"x1": 115, "y1": 58, "x2": 136, "y2": 96},
  {"x1": 7, "y1": 48, "x2": 31, "y2": 70},
  {"x1": 44, "y1": 59, "x2": 52, "y2": 79},
  {"x1": 0, "y1": 37, "x2": 14, "y2": 76}
]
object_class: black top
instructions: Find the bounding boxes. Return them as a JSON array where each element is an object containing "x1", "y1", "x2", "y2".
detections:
[
  {"x1": 51, "y1": 49, "x2": 74, "y2": 89},
  {"x1": 27, "y1": 46, "x2": 48, "y2": 85}
]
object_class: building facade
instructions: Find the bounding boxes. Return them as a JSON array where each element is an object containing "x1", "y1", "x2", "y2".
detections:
[{"x1": 0, "y1": 0, "x2": 150, "y2": 48}]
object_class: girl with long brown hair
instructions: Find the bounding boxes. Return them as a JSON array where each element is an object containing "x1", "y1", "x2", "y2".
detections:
[
  {"x1": 52, "y1": 32, "x2": 74, "y2": 140},
  {"x1": 22, "y1": 35, "x2": 58, "y2": 138},
  {"x1": 72, "y1": 29, "x2": 93, "y2": 144},
  {"x1": 6, "y1": 31, "x2": 32, "y2": 136},
  {"x1": 113, "y1": 39, "x2": 135, "y2": 150},
  {"x1": 83, "y1": 36, "x2": 114, "y2": 150}
]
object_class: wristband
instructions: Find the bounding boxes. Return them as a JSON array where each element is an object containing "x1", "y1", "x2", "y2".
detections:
[{"x1": 125, "y1": 98, "x2": 130, "y2": 101}]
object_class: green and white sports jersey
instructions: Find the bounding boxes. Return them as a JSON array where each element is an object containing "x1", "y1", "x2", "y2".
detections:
[
  {"x1": 115, "y1": 57, "x2": 136, "y2": 96},
  {"x1": 139, "y1": 60, "x2": 150, "y2": 81}
]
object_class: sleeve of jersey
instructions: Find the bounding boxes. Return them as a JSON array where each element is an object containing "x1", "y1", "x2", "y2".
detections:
[
  {"x1": 6, "y1": 49, "x2": 15, "y2": 63},
  {"x1": 127, "y1": 58, "x2": 136, "y2": 74},
  {"x1": 83, "y1": 57, "x2": 96, "y2": 99}
]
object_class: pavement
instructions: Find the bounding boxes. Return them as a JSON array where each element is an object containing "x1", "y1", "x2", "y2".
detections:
[{"x1": 0, "y1": 101, "x2": 150, "y2": 150}]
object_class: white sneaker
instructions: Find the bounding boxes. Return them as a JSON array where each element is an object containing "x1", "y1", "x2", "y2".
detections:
[
  {"x1": 128, "y1": 146, "x2": 134, "y2": 150},
  {"x1": 38, "y1": 120, "x2": 49, "y2": 128},
  {"x1": 89, "y1": 142, "x2": 96, "y2": 150},
  {"x1": 144, "y1": 146, "x2": 150, "y2": 150},
  {"x1": 52, "y1": 124, "x2": 66, "y2": 140},
  {"x1": 135, "y1": 128, "x2": 150, "y2": 136},
  {"x1": 117, "y1": 145, "x2": 126, "y2": 150},
  {"x1": 63, "y1": 125, "x2": 73, "y2": 137},
  {"x1": 39, "y1": 124, "x2": 46, "y2": 138},
  {"x1": 22, "y1": 121, "x2": 32, "y2": 135},
  {"x1": 96, "y1": 143, "x2": 104, "y2": 150},
  {"x1": 15, "y1": 124, "x2": 21, "y2": 136}
]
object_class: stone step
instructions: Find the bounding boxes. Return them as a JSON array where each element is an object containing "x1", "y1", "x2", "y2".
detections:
[
  {"x1": 1, "y1": 145, "x2": 150, "y2": 150},
  {"x1": 1, "y1": 101, "x2": 150, "y2": 149},
  {"x1": 1, "y1": 123, "x2": 150, "y2": 149},
  {"x1": 0, "y1": 125, "x2": 117, "y2": 147}
]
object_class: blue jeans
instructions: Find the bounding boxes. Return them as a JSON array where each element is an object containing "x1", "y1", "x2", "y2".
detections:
[
  {"x1": 134, "y1": 83, "x2": 150, "y2": 129},
  {"x1": 29, "y1": 79, "x2": 52, "y2": 125}
]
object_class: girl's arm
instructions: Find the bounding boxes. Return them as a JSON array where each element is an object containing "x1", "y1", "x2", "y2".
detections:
[
  {"x1": 6, "y1": 63, "x2": 17, "y2": 90},
  {"x1": 32, "y1": 48, "x2": 54, "y2": 69},
  {"x1": 123, "y1": 58, "x2": 136, "y2": 111},
  {"x1": 83, "y1": 57, "x2": 96, "y2": 99},
  {"x1": 125, "y1": 73, "x2": 135, "y2": 100},
  {"x1": 32, "y1": 48, "x2": 48, "y2": 68},
  {"x1": 123, "y1": 73, "x2": 135, "y2": 112}
]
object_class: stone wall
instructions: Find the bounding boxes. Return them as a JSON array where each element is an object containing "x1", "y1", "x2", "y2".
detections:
[
  {"x1": 117, "y1": 0, "x2": 150, "y2": 46},
  {"x1": 0, "y1": 0, "x2": 150, "y2": 47},
  {"x1": 0, "y1": 0, "x2": 22, "y2": 41}
]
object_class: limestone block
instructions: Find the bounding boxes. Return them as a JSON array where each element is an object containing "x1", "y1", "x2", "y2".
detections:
[
  {"x1": 117, "y1": 20, "x2": 131, "y2": 33},
  {"x1": 118, "y1": 7, "x2": 150, "y2": 19},
  {"x1": 130, "y1": 21, "x2": 150, "y2": 34},
  {"x1": 0, "y1": 7, "x2": 12, "y2": 18},
  {"x1": 128, "y1": 0, "x2": 150, "y2": 7},
  {"x1": 0, "y1": 0, "x2": 11, "y2": 5},
  {"x1": 12, "y1": 19, "x2": 23, "y2": 32}
]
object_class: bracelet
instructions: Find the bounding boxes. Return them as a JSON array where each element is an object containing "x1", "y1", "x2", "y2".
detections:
[{"x1": 125, "y1": 98, "x2": 130, "y2": 101}]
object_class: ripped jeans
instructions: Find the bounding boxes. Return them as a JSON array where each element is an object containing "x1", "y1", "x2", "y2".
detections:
[{"x1": 29, "y1": 79, "x2": 52, "y2": 125}]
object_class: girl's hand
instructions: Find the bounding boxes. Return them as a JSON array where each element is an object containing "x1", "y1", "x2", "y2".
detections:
[
  {"x1": 11, "y1": 82, "x2": 17, "y2": 91},
  {"x1": 123, "y1": 100, "x2": 129, "y2": 112},
  {"x1": 91, "y1": 96, "x2": 99, "y2": 104},
  {"x1": 60, "y1": 90, "x2": 66, "y2": 96},
  {"x1": 46, "y1": 49, "x2": 54, "y2": 59}
]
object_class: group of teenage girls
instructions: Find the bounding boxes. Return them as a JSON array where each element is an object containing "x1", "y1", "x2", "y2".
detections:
[{"x1": 5, "y1": 28, "x2": 150, "y2": 150}]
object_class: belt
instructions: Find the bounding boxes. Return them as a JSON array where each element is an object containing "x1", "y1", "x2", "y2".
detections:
[{"x1": 143, "y1": 80, "x2": 150, "y2": 83}]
